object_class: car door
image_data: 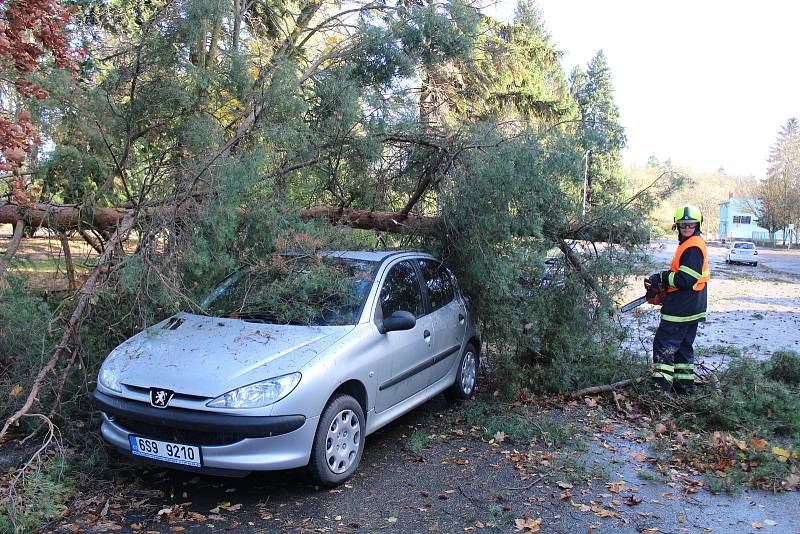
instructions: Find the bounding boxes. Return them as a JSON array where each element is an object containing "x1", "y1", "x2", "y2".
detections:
[
  {"x1": 417, "y1": 258, "x2": 467, "y2": 387},
  {"x1": 373, "y1": 259, "x2": 435, "y2": 413}
]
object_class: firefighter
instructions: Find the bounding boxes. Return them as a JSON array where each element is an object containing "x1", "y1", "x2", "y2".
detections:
[{"x1": 648, "y1": 205, "x2": 710, "y2": 394}]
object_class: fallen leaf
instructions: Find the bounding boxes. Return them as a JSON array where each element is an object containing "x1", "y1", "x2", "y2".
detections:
[
  {"x1": 387, "y1": 516, "x2": 398, "y2": 523},
  {"x1": 752, "y1": 522, "x2": 764, "y2": 529},
  {"x1": 624, "y1": 495, "x2": 642, "y2": 506},
  {"x1": 764, "y1": 519, "x2": 777, "y2": 526},
  {"x1": 772, "y1": 446, "x2": 791, "y2": 461},
  {"x1": 654, "y1": 423, "x2": 667, "y2": 436},
  {"x1": 750, "y1": 437, "x2": 768, "y2": 450},
  {"x1": 591, "y1": 506, "x2": 618, "y2": 519},
  {"x1": 9, "y1": 384, "x2": 22, "y2": 397},
  {"x1": 559, "y1": 491, "x2": 572, "y2": 500},
  {"x1": 784, "y1": 473, "x2": 800, "y2": 490},
  {"x1": 514, "y1": 517, "x2": 542, "y2": 532},
  {"x1": 607, "y1": 481, "x2": 625, "y2": 493},
  {"x1": 556, "y1": 481, "x2": 573, "y2": 489},
  {"x1": 584, "y1": 397, "x2": 597, "y2": 408},
  {"x1": 494, "y1": 431, "x2": 506, "y2": 444}
]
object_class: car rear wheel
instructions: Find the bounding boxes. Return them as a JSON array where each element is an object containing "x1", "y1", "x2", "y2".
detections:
[
  {"x1": 445, "y1": 343, "x2": 478, "y2": 402},
  {"x1": 308, "y1": 394, "x2": 365, "y2": 486}
]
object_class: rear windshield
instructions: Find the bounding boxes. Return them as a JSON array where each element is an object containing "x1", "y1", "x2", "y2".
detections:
[
  {"x1": 201, "y1": 256, "x2": 377, "y2": 326},
  {"x1": 734, "y1": 243, "x2": 755, "y2": 249}
]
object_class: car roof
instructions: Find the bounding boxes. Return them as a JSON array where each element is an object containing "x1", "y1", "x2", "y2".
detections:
[{"x1": 733, "y1": 241, "x2": 756, "y2": 246}]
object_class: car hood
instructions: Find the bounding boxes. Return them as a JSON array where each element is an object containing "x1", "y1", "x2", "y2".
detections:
[{"x1": 104, "y1": 312, "x2": 351, "y2": 397}]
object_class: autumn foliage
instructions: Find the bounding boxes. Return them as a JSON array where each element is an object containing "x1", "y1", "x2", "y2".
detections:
[{"x1": 0, "y1": 0, "x2": 76, "y2": 184}]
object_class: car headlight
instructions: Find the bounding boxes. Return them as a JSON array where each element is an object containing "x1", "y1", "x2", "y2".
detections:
[
  {"x1": 99, "y1": 364, "x2": 122, "y2": 393},
  {"x1": 206, "y1": 373, "x2": 301, "y2": 409}
]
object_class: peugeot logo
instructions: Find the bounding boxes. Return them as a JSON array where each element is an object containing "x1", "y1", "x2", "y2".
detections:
[{"x1": 150, "y1": 387, "x2": 174, "y2": 409}]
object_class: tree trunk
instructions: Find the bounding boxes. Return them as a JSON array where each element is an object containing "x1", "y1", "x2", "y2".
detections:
[
  {"x1": 0, "y1": 217, "x2": 25, "y2": 284},
  {"x1": 0, "y1": 201, "x2": 436, "y2": 235},
  {"x1": 57, "y1": 230, "x2": 76, "y2": 291}
]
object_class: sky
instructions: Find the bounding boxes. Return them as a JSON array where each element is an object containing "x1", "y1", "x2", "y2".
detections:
[{"x1": 485, "y1": 0, "x2": 800, "y2": 178}]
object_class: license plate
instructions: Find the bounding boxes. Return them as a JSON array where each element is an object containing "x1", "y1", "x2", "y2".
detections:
[{"x1": 129, "y1": 435, "x2": 202, "y2": 467}]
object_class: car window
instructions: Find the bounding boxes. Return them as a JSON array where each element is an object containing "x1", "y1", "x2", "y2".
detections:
[
  {"x1": 201, "y1": 257, "x2": 376, "y2": 326},
  {"x1": 418, "y1": 259, "x2": 455, "y2": 312},
  {"x1": 380, "y1": 260, "x2": 423, "y2": 318},
  {"x1": 734, "y1": 243, "x2": 755, "y2": 249}
]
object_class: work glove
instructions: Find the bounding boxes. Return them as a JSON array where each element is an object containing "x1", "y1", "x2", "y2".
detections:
[{"x1": 645, "y1": 272, "x2": 662, "y2": 292}]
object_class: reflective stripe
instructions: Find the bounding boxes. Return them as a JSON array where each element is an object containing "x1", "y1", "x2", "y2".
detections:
[
  {"x1": 673, "y1": 363, "x2": 694, "y2": 370},
  {"x1": 668, "y1": 271, "x2": 676, "y2": 288},
  {"x1": 661, "y1": 311, "x2": 707, "y2": 322},
  {"x1": 654, "y1": 363, "x2": 674, "y2": 372},
  {"x1": 668, "y1": 236, "x2": 710, "y2": 291},
  {"x1": 652, "y1": 372, "x2": 673, "y2": 382},
  {"x1": 674, "y1": 373, "x2": 695, "y2": 381},
  {"x1": 678, "y1": 265, "x2": 703, "y2": 279}
]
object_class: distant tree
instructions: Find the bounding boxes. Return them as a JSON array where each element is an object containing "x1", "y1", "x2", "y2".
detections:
[
  {"x1": 760, "y1": 118, "x2": 800, "y2": 245},
  {"x1": 569, "y1": 50, "x2": 626, "y2": 208}
]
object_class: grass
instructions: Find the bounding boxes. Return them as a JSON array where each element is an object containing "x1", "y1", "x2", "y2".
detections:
[
  {"x1": 0, "y1": 458, "x2": 73, "y2": 533},
  {"x1": 549, "y1": 453, "x2": 611, "y2": 483},
  {"x1": 405, "y1": 427, "x2": 435, "y2": 454},
  {"x1": 457, "y1": 400, "x2": 587, "y2": 449}
]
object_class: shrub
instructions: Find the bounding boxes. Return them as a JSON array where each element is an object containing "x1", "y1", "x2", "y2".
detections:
[
  {"x1": 766, "y1": 350, "x2": 800, "y2": 385},
  {"x1": 682, "y1": 354, "x2": 800, "y2": 438}
]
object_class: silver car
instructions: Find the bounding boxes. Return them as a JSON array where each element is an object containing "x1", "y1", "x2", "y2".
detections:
[{"x1": 93, "y1": 251, "x2": 479, "y2": 485}]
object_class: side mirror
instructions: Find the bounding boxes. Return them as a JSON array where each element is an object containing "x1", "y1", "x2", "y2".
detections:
[{"x1": 380, "y1": 310, "x2": 416, "y2": 334}]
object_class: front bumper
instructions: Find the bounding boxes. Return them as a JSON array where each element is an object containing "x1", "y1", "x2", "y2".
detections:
[{"x1": 93, "y1": 389, "x2": 319, "y2": 474}]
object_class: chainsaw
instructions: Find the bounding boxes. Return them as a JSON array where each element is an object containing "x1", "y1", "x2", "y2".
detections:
[{"x1": 619, "y1": 276, "x2": 664, "y2": 313}]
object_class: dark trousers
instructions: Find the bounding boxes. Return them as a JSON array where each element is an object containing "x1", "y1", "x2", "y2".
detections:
[{"x1": 652, "y1": 320, "x2": 698, "y2": 393}]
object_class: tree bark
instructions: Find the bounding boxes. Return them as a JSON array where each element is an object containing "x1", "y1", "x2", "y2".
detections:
[
  {"x1": 0, "y1": 217, "x2": 24, "y2": 283},
  {"x1": 0, "y1": 201, "x2": 436, "y2": 235},
  {"x1": 57, "y1": 230, "x2": 76, "y2": 291},
  {"x1": 558, "y1": 238, "x2": 607, "y2": 304},
  {"x1": 568, "y1": 377, "x2": 641, "y2": 399},
  {"x1": 1, "y1": 201, "x2": 636, "y2": 243}
]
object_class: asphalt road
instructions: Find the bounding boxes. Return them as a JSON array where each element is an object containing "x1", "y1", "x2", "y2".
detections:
[{"x1": 650, "y1": 239, "x2": 800, "y2": 277}]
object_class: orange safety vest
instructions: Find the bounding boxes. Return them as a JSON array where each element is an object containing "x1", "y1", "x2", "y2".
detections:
[{"x1": 665, "y1": 235, "x2": 710, "y2": 293}]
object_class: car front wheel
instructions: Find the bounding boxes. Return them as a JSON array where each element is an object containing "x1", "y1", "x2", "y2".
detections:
[
  {"x1": 308, "y1": 394, "x2": 365, "y2": 486},
  {"x1": 445, "y1": 343, "x2": 478, "y2": 402}
]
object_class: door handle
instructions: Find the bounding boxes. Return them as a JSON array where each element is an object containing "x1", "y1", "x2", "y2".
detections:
[
  {"x1": 458, "y1": 313, "x2": 465, "y2": 322},
  {"x1": 423, "y1": 329, "x2": 431, "y2": 338}
]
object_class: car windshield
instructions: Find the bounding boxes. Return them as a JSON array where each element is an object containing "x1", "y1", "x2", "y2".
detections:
[
  {"x1": 201, "y1": 256, "x2": 377, "y2": 326},
  {"x1": 734, "y1": 243, "x2": 755, "y2": 249}
]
